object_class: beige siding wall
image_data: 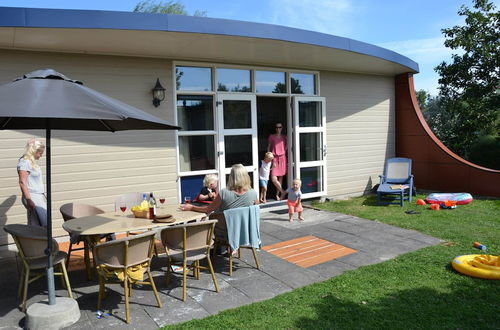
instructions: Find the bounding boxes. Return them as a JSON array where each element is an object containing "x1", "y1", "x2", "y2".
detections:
[
  {"x1": 320, "y1": 71, "x2": 395, "y2": 198},
  {"x1": 0, "y1": 50, "x2": 177, "y2": 245}
]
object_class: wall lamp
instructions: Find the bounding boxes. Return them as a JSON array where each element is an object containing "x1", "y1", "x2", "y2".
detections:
[{"x1": 152, "y1": 78, "x2": 166, "y2": 107}]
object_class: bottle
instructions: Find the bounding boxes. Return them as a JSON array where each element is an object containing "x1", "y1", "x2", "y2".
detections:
[
  {"x1": 473, "y1": 242, "x2": 487, "y2": 251},
  {"x1": 148, "y1": 192, "x2": 157, "y2": 220}
]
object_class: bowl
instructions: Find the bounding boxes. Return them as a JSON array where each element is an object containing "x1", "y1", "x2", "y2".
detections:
[{"x1": 132, "y1": 210, "x2": 149, "y2": 218}]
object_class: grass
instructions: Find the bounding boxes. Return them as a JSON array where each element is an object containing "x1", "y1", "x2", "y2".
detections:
[{"x1": 164, "y1": 194, "x2": 500, "y2": 330}]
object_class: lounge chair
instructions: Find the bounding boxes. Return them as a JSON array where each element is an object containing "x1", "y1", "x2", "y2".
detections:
[{"x1": 377, "y1": 157, "x2": 414, "y2": 206}]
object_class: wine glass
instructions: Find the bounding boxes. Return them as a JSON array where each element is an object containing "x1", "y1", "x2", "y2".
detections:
[
  {"x1": 119, "y1": 198, "x2": 127, "y2": 215},
  {"x1": 159, "y1": 196, "x2": 166, "y2": 207},
  {"x1": 184, "y1": 196, "x2": 191, "y2": 204}
]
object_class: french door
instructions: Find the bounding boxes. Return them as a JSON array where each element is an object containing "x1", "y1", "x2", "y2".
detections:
[
  {"x1": 292, "y1": 96, "x2": 327, "y2": 198},
  {"x1": 216, "y1": 94, "x2": 258, "y2": 188}
]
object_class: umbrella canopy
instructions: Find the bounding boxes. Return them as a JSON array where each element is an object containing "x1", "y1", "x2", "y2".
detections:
[
  {"x1": 0, "y1": 69, "x2": 179, "y2": 306},
  {"x1": 0, "y1": 69, "x2": 179, "y2": 131}
]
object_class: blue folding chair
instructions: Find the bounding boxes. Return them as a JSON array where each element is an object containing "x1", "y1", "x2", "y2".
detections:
[{"x1": 377, "y1": 158, "x2": 414, "y2": 206}]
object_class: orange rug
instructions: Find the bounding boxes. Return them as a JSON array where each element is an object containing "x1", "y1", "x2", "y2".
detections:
[{"x1": 263, "y1": 235, "x2": 357, "y2": 268}]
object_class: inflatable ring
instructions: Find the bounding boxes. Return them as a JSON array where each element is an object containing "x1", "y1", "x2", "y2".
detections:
[
  {"x1": 426, "y1": 193, "x2": 473, "y2": 205},
  {"x1": 452, "y1": 254, "x2": 500, "y2": 280}
]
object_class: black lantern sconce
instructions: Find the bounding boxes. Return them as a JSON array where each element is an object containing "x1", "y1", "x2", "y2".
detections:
[{"x1": 152, "y1": 78, "x2": 166, "y2": 107}]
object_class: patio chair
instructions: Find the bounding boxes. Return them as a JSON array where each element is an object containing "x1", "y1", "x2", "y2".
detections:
[
  {"x1": 60, "y1": 203, "x2": 113, "y2": 275},
  {"x1": 93, "y1": 231, "x2": 162, "y2": 324},
  {"x1": 211, "y1": 205, "x2": 261, "y2": 276},
  {"x1": 3, "y1": 224, "x2": 73, "y2": 312},
  {"x1": 160, "y1": 220, "x2": 220, "y2": 302},
  {"x1": 377, "y1": 157, "x2": 414, "y2": 206}
]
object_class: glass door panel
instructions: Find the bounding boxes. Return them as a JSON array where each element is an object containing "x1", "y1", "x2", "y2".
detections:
[
  {"x1": 217, "y1": 94, "x2": 258, "y2": 188},
  {"x1": 293, "y1": 96, "x2": 327, "y2": 198}
]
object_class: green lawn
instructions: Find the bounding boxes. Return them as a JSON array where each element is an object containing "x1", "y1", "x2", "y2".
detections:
[{"x1": 164, "y1": 195, "x2": 500, "y2": 330}]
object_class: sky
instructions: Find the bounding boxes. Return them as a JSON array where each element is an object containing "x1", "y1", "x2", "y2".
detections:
[{"x1": 1, "y1": 0, "x2": 497, "y2": 95}]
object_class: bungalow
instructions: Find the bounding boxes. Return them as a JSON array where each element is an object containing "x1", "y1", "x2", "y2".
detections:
[{"x1": 0, "y1": 6, "x2": 463, "y2": 248}]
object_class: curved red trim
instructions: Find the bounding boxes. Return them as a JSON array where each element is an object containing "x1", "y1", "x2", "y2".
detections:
[{"x1": 395, "y1": 73, "x2": 500, "y2": 197}]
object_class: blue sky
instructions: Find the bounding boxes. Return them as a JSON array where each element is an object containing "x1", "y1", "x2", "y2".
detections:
[{"x1": 1, "y1": 0, "x2": 497, "y2": 95}]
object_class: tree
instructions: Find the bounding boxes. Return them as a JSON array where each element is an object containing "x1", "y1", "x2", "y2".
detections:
[
  {"x1": 134, "y1": 0, "x2": 207, "y2": 16},
  {"x1": 434, "y1": 0, "x2": 499, "y2": 159}
]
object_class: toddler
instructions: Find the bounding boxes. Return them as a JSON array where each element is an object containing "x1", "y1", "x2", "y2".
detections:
[
  {"x1": 198, "y1": 174, "x2": 218, "y2": 202},
  {"x1": 285, "y1": 179, "x2": 304, "y2": 222},
  {"x1": 259, "y1": 152, "x2": 274, "y2": 203}
]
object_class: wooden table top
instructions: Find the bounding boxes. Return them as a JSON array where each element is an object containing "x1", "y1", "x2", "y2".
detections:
[{"x1": 62, "y1": 204, "x2": 203, "y2": 236}]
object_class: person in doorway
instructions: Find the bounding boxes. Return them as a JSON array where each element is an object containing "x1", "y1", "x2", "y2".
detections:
[
  {"x1": 17, "y1": 138, "x2": 47, "y2": 227},
  {"x1": 267, "y1": 122, "x2": 287, "y2": 200},
  {"x1": 282, "y1": 178, "x2": 304, "y2": 222},
  {"x1": 198, "y1": 173, "x2": 218, "y2": 202},
  {"x1": 259, "y1": 152, "x2": 274, "y2": 203}
]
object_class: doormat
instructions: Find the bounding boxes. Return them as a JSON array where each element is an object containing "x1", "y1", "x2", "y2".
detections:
[{"x1": 263, "y1": 235, "x2": 357, "y2": 268}]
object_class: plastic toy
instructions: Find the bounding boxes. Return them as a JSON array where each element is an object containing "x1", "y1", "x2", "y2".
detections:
[
  {"x1": 452, "y1": 254, "x2": 500, "y2": 280},
  {"x1": 426, "y1": 192, "x2": 473, "y2": 205},
  {"x1": 473, "y1": 242, "x2": 487, "y2": 251},
  {"x1": 430, "y1": 204, "x2": 440, "y2": 210},
  {"x1": 416, "y1": 199, "x2": 426, "y2": 205}
]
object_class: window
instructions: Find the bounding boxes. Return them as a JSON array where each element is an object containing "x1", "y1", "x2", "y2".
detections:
[
  {"x1": 178, "y1": 135, "x2": 216, "y2": 172},
  {"x1": 177, "y1": 95, "x2": 214, "y2": 131},
  {"x1": 255, "y1": 71, "x2": 286, "y2": 93},
  {"x1": 176, "y1": 66, "x2": 212, "y2": 91},
  {"x1": 217, "y1": 68, "x2": 251, "y2": 92},
  {"x1": 291, "y1": 73, "x2": 316, "y2": 95}
]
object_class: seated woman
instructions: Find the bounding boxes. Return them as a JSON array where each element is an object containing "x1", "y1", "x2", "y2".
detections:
[{"x1": 181, "y1": 164, "x2": 259, "y2": 214}]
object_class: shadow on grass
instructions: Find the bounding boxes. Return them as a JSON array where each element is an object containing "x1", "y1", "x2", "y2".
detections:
[{"x1": 294, "y1": 279, "x2": 500, "y2": 329}]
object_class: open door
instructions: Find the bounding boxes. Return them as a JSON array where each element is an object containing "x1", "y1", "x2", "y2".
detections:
[
  {"x1": 216, "y1": 94, "x2": 259, "y2": 188},
  {"x1": 292, "y1": 96, "x2": 327, "y2": 198}
]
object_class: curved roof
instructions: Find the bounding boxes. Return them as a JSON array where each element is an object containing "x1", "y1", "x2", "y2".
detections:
[{"x1": 0, "y1": 7, "x2": 418, "y2": 75}]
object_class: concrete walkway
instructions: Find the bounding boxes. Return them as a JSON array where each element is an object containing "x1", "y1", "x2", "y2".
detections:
[{"x1": 0, "y1": 206, "x2": 442, "y2": 329}]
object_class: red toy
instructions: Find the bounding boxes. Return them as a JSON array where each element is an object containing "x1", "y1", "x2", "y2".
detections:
[{"x1": 416, "y1": 199, "x2": 426, "y2": 205}]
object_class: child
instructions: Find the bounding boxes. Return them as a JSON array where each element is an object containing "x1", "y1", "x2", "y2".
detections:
[
  {"x1": 198, "y1": 174, "x2": 218, "y2": 202},
  {"x1": 284, "y1": 179, "x2": 304, "y2": 222},
  {"x1": 259, "y1": 152, "x2": 274, "y2": 203}
]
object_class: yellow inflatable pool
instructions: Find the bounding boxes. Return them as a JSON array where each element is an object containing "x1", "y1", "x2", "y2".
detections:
[{"x1": 452, "y1": 254, "x2": 500, "y2": 280}]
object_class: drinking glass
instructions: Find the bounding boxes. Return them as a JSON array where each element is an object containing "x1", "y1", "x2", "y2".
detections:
[
  {"x1": 119, "y1": 198, "x2": 127, "y2": 215},
  {"x1": 184, "y1": 196, "x2": 191, "y2": 204},
  {"x1": 159, "y1": 196, "x2": 166, "y2": 206}
]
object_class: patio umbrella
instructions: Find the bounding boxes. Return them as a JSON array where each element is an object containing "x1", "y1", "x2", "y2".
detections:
[{"x1": 0, "y1": 69, "x2": 179, "y2": 306}]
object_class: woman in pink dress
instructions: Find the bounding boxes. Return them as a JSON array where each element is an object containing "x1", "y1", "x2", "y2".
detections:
[{"x1": 267, "y1": 123, "x2": 287, "y2": 200}]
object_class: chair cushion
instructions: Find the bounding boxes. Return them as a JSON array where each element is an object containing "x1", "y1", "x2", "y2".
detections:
[{"x1": 168, "y1": 248, "x2": 208, "y2": 262}]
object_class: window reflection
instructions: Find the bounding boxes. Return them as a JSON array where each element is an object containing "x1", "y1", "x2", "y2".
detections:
[
  {"x1": 223, "y1": 100, "x2": 251, "y2": 129},
  {"x1": 300, "y1": 167, "x2": 323, "y2": 193},
  {"x1": 177, "y1": 95, "x2": 214, "y2": 131},
  {"x1": 176, "y1": 66, "x2": 212, "y2": 91},
  {"x1": 256, "y1": 71, "x2": 286, "y2": 93},
  {"x1": 291, "y1": 73, "x2": 316, "y2": 95},
  {"x1": 224, "y1": 135, "x2": 253, "y2": 167},
  {"x1": 298, "y1": 101, "x2": 322, "y2": 127},
  {"x1": 179, "y1": 135, "x2": 215, "y2": 172},
  {"x1": 217, "y1": 68, "x2": 251, "y2": 92},
  {"x1": 300, "y1": 133, "x2": 322, "y2": 162}
]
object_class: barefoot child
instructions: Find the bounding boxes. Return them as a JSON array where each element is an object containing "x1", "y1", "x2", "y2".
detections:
[
  {"x1": 259, "y1": 152, "x2": 274, "y2": 203},
  {"x1": 285, "y1": 179, "x2": 304, "y2": 222}
]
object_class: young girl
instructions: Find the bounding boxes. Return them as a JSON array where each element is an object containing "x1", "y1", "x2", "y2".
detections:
[
  {"x1": 259, "y1": 152, "x2": 274, "y2": 203},
  {"x1": 285, "y1": 179, "x2": 304, "y2": 222},
  {"x1": 198, "y1": 173, "x2": 218, "y2": 202}
]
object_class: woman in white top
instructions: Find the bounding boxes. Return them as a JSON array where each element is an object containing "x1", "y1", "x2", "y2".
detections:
[{"x1": 17, "y1": 138, "x2": 47, "y2": 227}]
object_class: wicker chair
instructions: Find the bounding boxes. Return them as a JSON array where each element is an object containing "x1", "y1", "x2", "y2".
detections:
[
  {"x1": 160, "y1": 220, "x2": 220, "y2": 302},
  {"x1": 93, "y1": 231, "x2": 161, "y2": 323},
  {"x1": 3, "y1": 224, "x2": 73, "y2": 312}
]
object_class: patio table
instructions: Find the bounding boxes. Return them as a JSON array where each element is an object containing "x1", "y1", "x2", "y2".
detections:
[{"x1": 62, "y1": 204, "x2": 202, "y2": 279}]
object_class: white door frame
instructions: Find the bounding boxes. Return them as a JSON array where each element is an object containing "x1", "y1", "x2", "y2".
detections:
[
  {"x1": 292, "y1": 96, "x2": 327, "y2": 198},
  {"x1": 216, "y1": 94, "x2": 259, "y2": 189}
]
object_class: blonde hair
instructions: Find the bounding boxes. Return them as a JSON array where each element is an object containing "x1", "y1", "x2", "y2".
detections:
[
  {"x1": 226, "y1": 164, "x2": 251, "y2": 191},
  {"x1": 264, "y1": 152, "x2": 274, "y2": 160},
  {"x1": 293, "y1": 178, "x2": 302, "y2": 187},
  {"x1": 203, "y1": 173, "x2": 218, "y2": 187},
  {"x1": 23, "y1": 138, "x2": 45, "y2": 171}
]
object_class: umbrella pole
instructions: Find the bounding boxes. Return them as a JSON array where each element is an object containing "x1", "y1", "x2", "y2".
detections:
[{"x1": 45, "y1": 127, "x2": 56, "y2": 305}]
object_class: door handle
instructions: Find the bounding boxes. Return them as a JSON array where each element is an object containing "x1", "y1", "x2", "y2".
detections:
[
  {"x1": 323, "y1": 145, "x2": 327, "y2": 157},
  {"x1": 218, "y1": 151, "x2": 224, "y2": 156}
]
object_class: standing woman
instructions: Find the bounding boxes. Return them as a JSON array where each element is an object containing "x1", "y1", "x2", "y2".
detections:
[
  {"x1": 267, "y1": 122, "x2": 287, "y2": 200},
  {"x1": 17, "y1": 138, "x2": 47, "y2": 227}
]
